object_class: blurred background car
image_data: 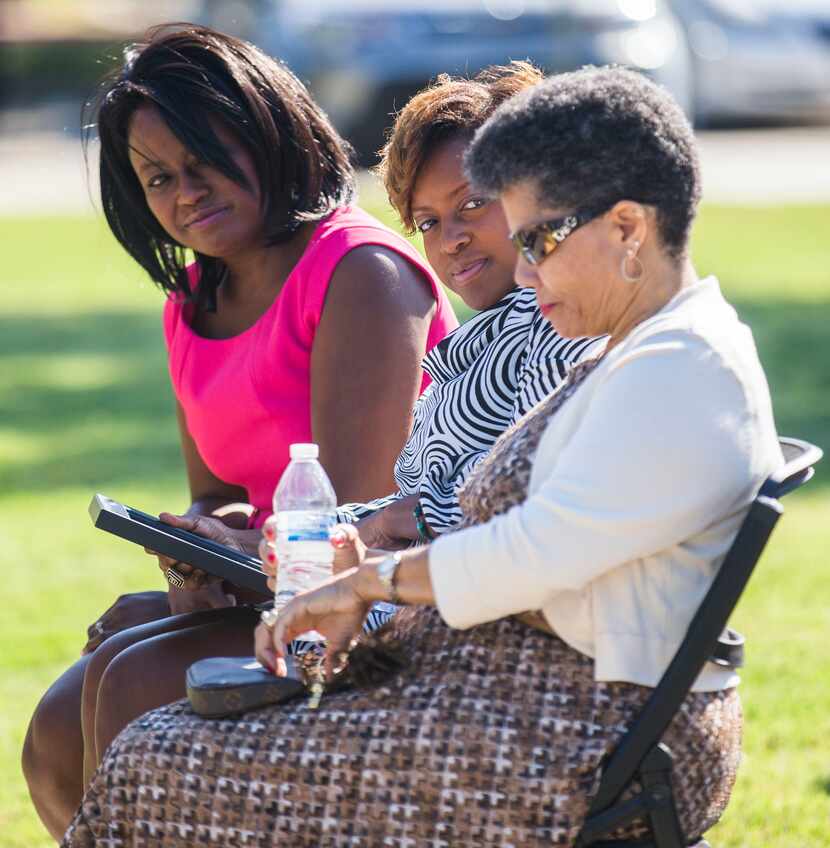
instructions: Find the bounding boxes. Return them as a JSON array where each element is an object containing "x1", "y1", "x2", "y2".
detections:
[
  {"x1": 670, "y1": 0, "x2": 830, "y2": 127},
  {"x1": 4, "y1": 0, "x2": 829, "y2": 163},
  {"x1": 199, "y1": 0, "x2": 830, "y2": 163},
  {"x1": 242, "y1": 0, "x2": 695, "y2": 163},
  {"x1": 0, "y1": 0, "x2": 830, "y2": 165}
]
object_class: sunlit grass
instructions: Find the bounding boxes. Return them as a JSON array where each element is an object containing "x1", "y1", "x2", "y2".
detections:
[{"x1": 693, "y1": 205, "x2": 830, "y2": 302}]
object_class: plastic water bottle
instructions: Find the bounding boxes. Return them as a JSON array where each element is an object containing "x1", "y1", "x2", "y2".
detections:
[{"x1": 272, "y1": 443, "x2": 337, "y2": 641}]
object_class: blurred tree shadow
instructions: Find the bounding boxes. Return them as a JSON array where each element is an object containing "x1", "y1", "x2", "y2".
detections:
[
  {"x1": 0, "y1": 311, "x2": 182, "y2": 494},
  {"x1": 732, "y1": 298, "x2": 829, "y2": 476}
]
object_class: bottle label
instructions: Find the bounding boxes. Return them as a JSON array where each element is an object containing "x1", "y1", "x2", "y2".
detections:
[
  {"x1": 279, "y1": 512, "x2": 334, "y2": 543},
  {"x1": 286, "y1": 529, "x2": 329, "y2": 542}
]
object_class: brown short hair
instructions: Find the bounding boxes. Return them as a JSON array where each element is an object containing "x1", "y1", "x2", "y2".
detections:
[{"x1": 376, "y1": 61, "x2": 543, "y2": 234}]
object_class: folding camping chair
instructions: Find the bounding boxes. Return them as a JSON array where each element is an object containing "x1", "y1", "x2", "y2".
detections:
[{"x1": 574, "y1": 436, "x2": 823, "y2": 848}]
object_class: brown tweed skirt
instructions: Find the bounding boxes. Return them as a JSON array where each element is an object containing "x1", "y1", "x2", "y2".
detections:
[{"x1": 63, "y1": 607, "x2": 741, "y2": 847}]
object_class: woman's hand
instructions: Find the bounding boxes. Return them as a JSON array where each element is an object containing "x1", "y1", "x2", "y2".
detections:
[
  {"x1": 355, "y1": 496, "x2": 422, "y2": 550},
  {"x1": 82, "y1": 591, "x2": 170, "y2": 655},
  {"x1": 166, "y1": 582, "x2": 237, "y2": 616},
  {"x1": 255, "y1": 523, "x2": 374, "y2": 674},
  {"x1": 159, "y1": 512, "x2": 251, "y2": 552},
  {"x1": 254, "y1": 570, "x2": 371, "y2": 676},
  {"x1": 257, "y1": 518, "x2": 279, "y2": 592},
  {"x1": 148, "y1": 512, "x2": 251, "y2": 614},
  {"x1": 255, "y1": 530, "x2": 435, "y2": 676},
  {"x1": 146, "y1": 512, "x2": 246, "y2": 585},
  {"x1": 258, "y1": 519, "x2": 369, "y2": 593}
]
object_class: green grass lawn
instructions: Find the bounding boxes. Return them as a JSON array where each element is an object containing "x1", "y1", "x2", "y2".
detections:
[{"x1": 1, "y1": 203, "x2": 828, "y2": 847}]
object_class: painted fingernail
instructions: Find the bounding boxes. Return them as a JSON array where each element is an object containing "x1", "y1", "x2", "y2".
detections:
[
  {"x1": 263, "y1": 524, "x2": 275, "y2": 540},
  {"x1": 331, "y1": 530, "x2": 348, "y2": 548},
  {"x1": 266, "y1": 550, "x2": 276, "y2": 564}
]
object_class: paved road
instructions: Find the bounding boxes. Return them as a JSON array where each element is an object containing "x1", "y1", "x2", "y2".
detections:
[
  {"x1": 1, "y1": 125, "x2": 829, "y2": 215},
  {"x1": 695, "y1": 126, "x2": 830, "y2": 205}
]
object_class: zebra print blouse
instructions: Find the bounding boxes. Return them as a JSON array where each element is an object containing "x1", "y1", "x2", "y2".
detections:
[{"x1": 337, "y1": 286, "x2": 602, "y2": 533}]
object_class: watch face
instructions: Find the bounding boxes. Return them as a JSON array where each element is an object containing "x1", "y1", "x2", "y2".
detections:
[
  {"x1": 378, "y1": 555, "x2": 396, "y2": 580},
  {"x1": 377, "y1": 553, "x2": 401, "y2": 597}
]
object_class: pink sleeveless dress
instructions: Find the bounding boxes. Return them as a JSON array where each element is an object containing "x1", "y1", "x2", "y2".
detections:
[{"x1": 163, "y1": 206, "x2": 458, "y2": 527}]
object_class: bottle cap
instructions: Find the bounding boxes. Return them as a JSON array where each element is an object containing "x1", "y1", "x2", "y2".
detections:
[{"x1": 289, "y1": 443, "x2": 319, "y2": 460}]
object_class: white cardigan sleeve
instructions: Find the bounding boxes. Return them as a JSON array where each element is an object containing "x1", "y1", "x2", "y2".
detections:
[{"x1": 428, "y1": 333, "x2": 764, "y2": 630}]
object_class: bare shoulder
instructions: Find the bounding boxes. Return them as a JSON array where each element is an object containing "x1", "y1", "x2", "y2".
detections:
[{"x1": 327, "y1": 244, "x2": 435, "y2": 313}]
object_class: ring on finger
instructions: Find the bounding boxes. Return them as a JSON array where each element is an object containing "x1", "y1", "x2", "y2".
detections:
[
  {"x1": 164, "y1": 564, "x2": 188, "y2": 589},
  {"x1": 260, "y1": 608, "x2": 279, "y2": 629},
  {"x1": 93, "y1": 620, "x2": 105, "y2": 636}
]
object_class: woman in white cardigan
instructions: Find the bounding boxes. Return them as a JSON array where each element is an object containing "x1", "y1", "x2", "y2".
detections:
[{"x1": 65, "y1": 67, "x2": 781, "y2": 847}]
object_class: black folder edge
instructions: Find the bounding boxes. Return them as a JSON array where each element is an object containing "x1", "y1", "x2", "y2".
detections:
[{"x1": 89, "y1": 493, "x2": 270, "y2": 595}]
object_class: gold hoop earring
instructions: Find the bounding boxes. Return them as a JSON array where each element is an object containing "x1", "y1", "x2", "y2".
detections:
[{"x1": 620, "y1": 241, "x2": 644, "y2": 283}]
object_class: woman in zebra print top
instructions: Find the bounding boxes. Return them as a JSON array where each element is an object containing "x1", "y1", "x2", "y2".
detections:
[{"x1": 337, "y1": 62, "x2": 602, "y2": 547}]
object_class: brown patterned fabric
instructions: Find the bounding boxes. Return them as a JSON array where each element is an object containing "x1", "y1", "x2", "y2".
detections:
[
  {"x1": 457, "y1": 356, "x2": 603, "y2": 529},
  {"x1": 64, "y1": 357, "x2": 742, "y2": 847}
]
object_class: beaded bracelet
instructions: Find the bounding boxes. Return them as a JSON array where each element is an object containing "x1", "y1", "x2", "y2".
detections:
[{"x1": 412, "y1": 501, "x2": 435, "y2": 544}]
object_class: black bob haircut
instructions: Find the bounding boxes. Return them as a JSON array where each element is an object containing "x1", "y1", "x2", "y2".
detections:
[
  {"x1": 84, "y1": 24, "x2": 356, "y2": 309},
  {"x1": 466, "y1": 65, "x2": 701, "y2": 261}
]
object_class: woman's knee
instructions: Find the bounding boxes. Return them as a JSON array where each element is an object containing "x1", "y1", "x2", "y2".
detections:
[
  {"x1": 80, "y1": 609, "x2": 221, "y2": 725},
  {"x1": 94, "y1": 647, "x2": 147, "y2": 737},
  {"x1": 92, "y1": 636, "x2": 189, "y2": 758},
  {"x1": 92, "y1": 609, "x2": 260, "y2": 756},
  {"x1": 81, "y1": 625, "x2": 146, "y2": 732},
  {"x1": 97, "y1": 606, "x2": 259, "y2": 713}
]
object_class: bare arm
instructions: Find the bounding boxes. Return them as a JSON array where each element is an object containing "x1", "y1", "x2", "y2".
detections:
[
  {"x1": 174, "y1": 401, "x2": 250, "y2": 525},
  {"x1": 311, "y1": 245, "x2": 435, "y2": 503},
  {"x1": 153, "y1": 403, "x2": 268, "y2": 610},
  {"x1": 354, "y1": 493, "x2": 425, "y2": 549},
  {"x1": 355, "y1": 545, "x2": 435, "y2": 607},
  {"x1": 255, "y1": 535, "x2": 436, "y2": 674}
]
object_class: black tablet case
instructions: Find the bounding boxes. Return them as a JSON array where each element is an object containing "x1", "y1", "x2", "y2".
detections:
[{"x1": 89, "y1": 493, "x2": 269, "y2": 595}]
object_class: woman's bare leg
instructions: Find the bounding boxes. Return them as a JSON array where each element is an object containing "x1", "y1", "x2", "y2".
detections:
[
  {"x1": 23, "y1": 604, "x2": 256, "y2": 839},
  {"x1": 23, "y1": 593, "x2": 171, "y2": 840},
  {"x1": 81, "y1": 605, "x2": 258, "y2": 781},
  {"x1": 91, "y1": 607, "x2": 259, "y2": 770},
  {"x1": 22, "y1": 657, "x2": 91, "y2": 841}
]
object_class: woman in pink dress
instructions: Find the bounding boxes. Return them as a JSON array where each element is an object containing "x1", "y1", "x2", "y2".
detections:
[{"x1": 22, "y1": 24, "x2": 456, "y2": 839}]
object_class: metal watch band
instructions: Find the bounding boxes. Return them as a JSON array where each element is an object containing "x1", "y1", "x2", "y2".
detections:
[{"x1": 376, "y1": 551, "x2": 402, "y2": 605}]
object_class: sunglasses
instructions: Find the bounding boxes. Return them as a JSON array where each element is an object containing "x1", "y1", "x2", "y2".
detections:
[{"x1": 510, "y1": 208, "x2": 605, "y2": 266}]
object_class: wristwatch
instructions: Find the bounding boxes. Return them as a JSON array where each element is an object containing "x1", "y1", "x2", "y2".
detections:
[{"x1": 375, "y1": 552, "x2": 402, "y2": 605}]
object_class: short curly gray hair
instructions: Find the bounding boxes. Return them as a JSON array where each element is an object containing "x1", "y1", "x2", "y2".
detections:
[{"x1": 465, "y1": 66, "x2": 701, "y2": 260}]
